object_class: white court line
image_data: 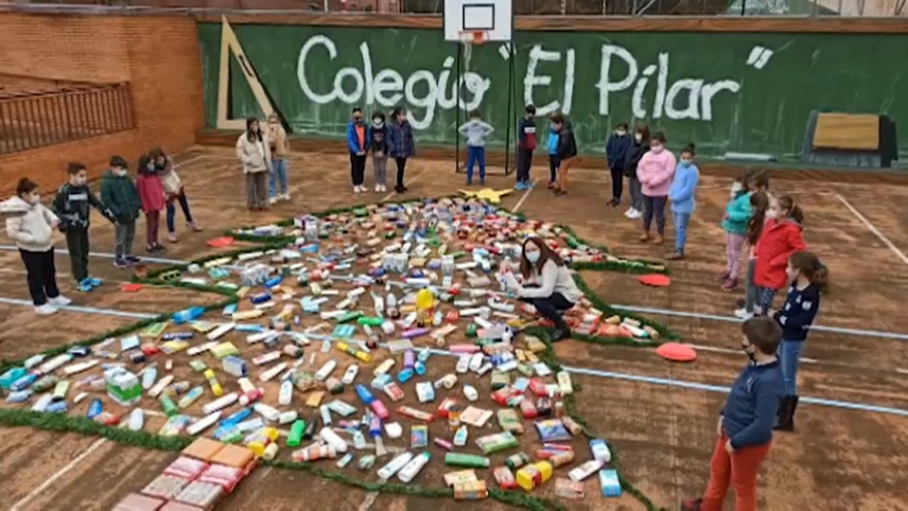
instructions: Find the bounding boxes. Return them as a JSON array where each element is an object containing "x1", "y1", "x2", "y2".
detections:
[
  {"x1": 173, "y1": 154, "x2": 209, "y2": 167},
  {"x1": 357, "y1": 490, "x2": 380, "y2": 511},
  {"x1": 836, "y1": 193, "x2": 908, "y2": 266},
  {"x1": 511, "y1": 178, "x2": 540, "y2": 213},
  {"x1": 10, "y1": 437, "x2": 107, "y2": 511},
  {"x1": 381, "y1": 170, "x2": 425, "y2": 202}
]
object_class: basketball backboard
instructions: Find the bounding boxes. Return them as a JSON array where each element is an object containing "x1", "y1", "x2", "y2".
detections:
[{"x1": 443, "y1": 0, "x2": 513, "y2": 42}]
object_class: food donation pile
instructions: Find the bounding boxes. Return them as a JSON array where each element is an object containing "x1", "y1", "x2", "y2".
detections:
[{"x1": 1, "y1": 198, "x2": 664, "y2": 508}]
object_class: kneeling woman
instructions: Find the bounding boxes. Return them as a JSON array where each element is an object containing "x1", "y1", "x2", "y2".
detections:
[{"x1": 503, "y1": 237, "x2": 583, "y2": 341}]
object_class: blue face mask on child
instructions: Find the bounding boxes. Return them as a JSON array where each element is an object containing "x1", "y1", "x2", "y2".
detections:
[{"x1": 525, "y1": 251, "x2": 540, "y2": 263}]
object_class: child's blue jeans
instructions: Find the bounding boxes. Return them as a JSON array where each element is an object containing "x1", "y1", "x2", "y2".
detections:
[
  {"x1": 466, "y1": 146, "x2": 485, "y2": 183},
  {"x1": 672, "y1": 211, "x2": 690, "y2": 253},
  {"x1": 778, "y1": 339, "x2": 804, "y2": 396},
  {"x1": 166, "y1": 193, "x2": 194, "y2": 233},
  {"x1": 269, "y1": 158, "x2": 289, "y2": 197}
]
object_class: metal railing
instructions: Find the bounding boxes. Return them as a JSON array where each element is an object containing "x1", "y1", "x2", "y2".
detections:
[{"x1": 0, "y1": 83, "x2": 135, "y2": 155}]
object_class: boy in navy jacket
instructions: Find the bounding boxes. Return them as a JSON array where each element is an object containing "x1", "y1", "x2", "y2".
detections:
[
  {"x1": 682, "y1": 317, "x2": 784, "y2": 511},
  {"x1": 605, "y1": 123, "x2": 631, "y2": 206},
  {"x1": 346, "y1": 107, "x2": 368, "y2": 193},
  {"x1": 516, "y1": 104, "x2": 537, "y2": 190}
]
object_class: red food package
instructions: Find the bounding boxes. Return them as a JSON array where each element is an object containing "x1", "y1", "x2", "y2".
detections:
[
  {"x1": 436, "y1": 397, "x2": 459, "y2": 419},
  {"x1": 445, "y1": 310, "x2": 460, "y2": 323},
  {"x1": 112, "y1": 492, "x2": 165, "y2": 511},
  {"x1": 491, "y1": 387, "x2": 519, "y2": 406},
  {"x1": 520, "y1": 398, "x2": 538, "y2": 419},
  {"x1": 164, "y1": 456, "x2": 209, "y2": 481},
  {"x1": 493, "y1": 465, "x2": 518, "y2": 489},
  {"x1": 528, "y1": 378, "x2": 547, "y2": 397},
  {"x1": 198, "y1": 464, "x2": 244, "y2": 493}
]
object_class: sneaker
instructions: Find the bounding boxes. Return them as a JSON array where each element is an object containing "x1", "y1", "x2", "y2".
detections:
[
  {"x1": 639, "y1": 232, "x2": 650, "y2": 243},
  {"x1": 380, "y1": 185, "x2": 387, "y2": 192},
  {"x1": 78, "y1": 281, "x2": 94, "y2": 292},
  {"x1": 167, "y1": 232, "x2": 178, "y2": 243},
  {"x1": 680, "y1": 498, "x2": 703, "y2": 511},
  {"x1": 547, "y1": 182, "x2": 556, "y2": 189},
  {"x1": 653, "y1": 234, "x2": 664, "y2": 245},
  {"x1": 187, "y1": 222, "x2": 202, "y2": 232},
  {"x1": 125, "y1": 256, "x2": 141, "y2": 265},
  {"x1": 395, "y1": 185, "x2": 405, "y2": 193},
  {"x1": 623, "y1": 207, "x2": 633, "y2": 217},
  {"x1": 353, "y1": 186, "x2": 361, "y2": 193},
  {"x1": 113, "y1": 257, "x2": 130, "y2": 269},
  {"x1": 88, "y1": 277, "x2": 103, "y2": 287},
  {"x1": 375, "y1": 184, "x2": 381, "y2": 192},
  {"x1": 551, "y1": 328, "x2": 571, "y2": 342},
  {"x1": 515, "y1": 182, "x2": 526, "y2": 190},
  {"x1": 35, "y1": 304, "x2": 58, "y2": 315},
  {"x1": 734, "y1": 307, "x2": 753, "y2": 320},
  {"x1": 722, "y1": 278, "x2": 739, "y2": 292},
  {"x1": 714, "y1": 271, "x2": 730, "y2": 283},
  {"x1": 49, "y1": 295, "x2": 72, "y2": 307},
  {"x1": 280, "y1": 194, "x2": 291, "y2": 202},
  {"x1": 627, "y1": 209, "x2": 642, "y2": 219},
  {"x1": 268, "y1": 196, "x2": 278, "y2": 205},
  {"x1": 667, "y1": 251, "x2": 684, "y2": 260},
  {"x1": 466, "y1": 180, "x2": 473, "y2": 186},
  {"x1": 146, "y1": 245, "x2": 156, "y2": 254},
  {"x1": 554, "y1": 189, "x2": 567, "y2": 196}
]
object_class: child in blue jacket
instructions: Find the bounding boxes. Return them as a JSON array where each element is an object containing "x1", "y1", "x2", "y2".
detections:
[
  {"x1": 668, "y1": 144, "x2": 700, "y2": 260},
  {"x1": 546, "y1": 125, "x2": 560, "y2": 189},
  {"x1": 346, "y1": 107, "x2": 368, "y2": 193},
  {"x1": 605, "y1": 123, "x2": 631, "y2": 206}
]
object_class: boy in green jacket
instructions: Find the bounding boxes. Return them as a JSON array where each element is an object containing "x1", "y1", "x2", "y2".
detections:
[
  {"x1": 100, "y1": 156, "x2": 143, "y2": 268},
  {"x1": 717, "y1": 174, "x2": 753, "y2": 291}
]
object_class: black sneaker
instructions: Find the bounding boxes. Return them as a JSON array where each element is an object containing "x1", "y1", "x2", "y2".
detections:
[
  {"x1": 152, "y1": 243, "x2": 166, "y2": 252},
  {"x1": 551, "y1": 328, "x2": 571, "y2": 342},
  {"x1": 395, "y1": 185, "x2": 405, "y2": 193},
  {"x1": 125, "y1": 256, "x2": 141, "y2": 265},
  {"x1": 113, "y1": 257, "x2": 129, "y2": 269}
]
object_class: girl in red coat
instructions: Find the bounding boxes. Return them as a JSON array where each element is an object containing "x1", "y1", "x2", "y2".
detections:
[
  {"x1": 135, "y1": 154, "x2": 166, "y2": 253},
  {"x1": 753, "y1": 196, "x2": 806, "y2": 315}
]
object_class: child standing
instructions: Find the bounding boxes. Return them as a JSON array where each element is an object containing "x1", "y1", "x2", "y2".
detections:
[
  {"x1": 636, "y1": 131, "x2": 676, "y2": 245},
  {"x1": 718, "y1": 174, "x2": 752, "y2": 291},
  {"x1": 667, "y1": 144, "x2": 699, "y2": 259},
  {"x1": 623, "y1": 124, "x2": 650, "y2": 219},
  {"x1": 347, "y1": 107, "x2": 368, "y2": 193},
  {"x1": 458, "y1": 110, "x2": 494, "y2": 186},
  {"x1": 266, "y1": 113, "x2": 291, "y2": 203},
  {"x1": 735, "y1": 191, "x2": 770, "y2": 319},
  {"x1": 135, "y1": 154, "x2": 165, "y2": 253},
  {"x1": 388, "y1": 106, "x2": 416, "y2": 194},
  {"x1": 150, "y1": 148, "x2": 201, "y2": 243},
  {"x1": 2, "y1": 178, "x2": 70, "y2": 315},
  {"x1": 551, "y1": 112, "x2": 578, "y2": 196},
  {"x1": 546, "y1": 122, "x2": 560, "y2": 189},
  {"x1": 605, "y1": 123, "x2": 631, "y2": 207},
  {"x1": 369, "y1": 111, "x2": 389, "y2": 192},
  {"x1": 516, "y1": 105, "x2": 537, "y2": 190},
  {"x1": 52, "y1": 162, "x2": 115, "y2": 291},
  {"x1": 101, "y1": 156, "x2": 143, "y2": 268},
  {"x1": 753, "y1": 196, "x2": 807, "y2": 315},
  {"x1": 681, "y1": 317, "x2": 784, "y2": 511},
  {"x1": 773, "y1": 251, "x2": 826, "y2": 432}
]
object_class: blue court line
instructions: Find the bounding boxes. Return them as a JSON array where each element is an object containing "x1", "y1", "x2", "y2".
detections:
[
  {"x1": 0, "y1": 244, "x2": 186, "y2": 266},
  {"x1": 610, "y1": 304, "x2": 908, "y2": 342},
  {"x1": 0, "y1": 297, "x2": 157, "y2": 319},
  {"x1": 563, "y1": 365, "x2": 908, "y2": 417}
]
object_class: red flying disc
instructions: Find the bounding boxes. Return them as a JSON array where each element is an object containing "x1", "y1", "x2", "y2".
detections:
[
  {"x1": 207, "y1": 236, "x2": 235, "y2": 248},
  {"x1": 638, "y1": 274, "x2": 671, "y2": 287},
  {"x1": 120, "y1": 283, "x2": 143, "y2": 293},
  {"x1": 656, "y1": 342, "x2": 697, "y2": 362}
]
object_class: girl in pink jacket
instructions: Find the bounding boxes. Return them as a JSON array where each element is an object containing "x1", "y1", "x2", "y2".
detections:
[{"x1": 636, "y1": 131, "x2": 677, "y2": 244}]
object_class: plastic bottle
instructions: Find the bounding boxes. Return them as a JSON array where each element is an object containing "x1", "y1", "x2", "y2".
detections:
[
  {"x1": 287, "y1": 419, "x2": 305, "y2": 447},
  {"x1": 160, "y1": 394, "x2": 178, "y2": 416},
  {"x1": 355, "y1": 384, "x2": 375, "y2": 405},
  {"x1": 279, "y1": 380, "x2": 293, "y2": 406},
  {"x1": 173, "y1": 306, "x2": 205, "y2": 325},
  {"x1": 377, "y1": 451, "x2": 413, "y2": 480},
  {"x1": 463, "y1": 384, "x2": 479, "y2": 401},
  {"x1": 397, "y1": 452, "x2": 431, "y2": 482},
  {"x1": 127, "y1": 408, "x2": 144, "y2": 431}
]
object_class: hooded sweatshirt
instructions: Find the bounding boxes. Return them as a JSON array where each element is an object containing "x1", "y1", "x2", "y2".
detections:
[
  {"x1": 754, "y1": 218, "x2": 807, "y2": 290},
  {"x1": 636, "y1": 149, "x2": 677, "y2": 197},
  {"x1": 2, "y1": 196, "x2": 58, "y2": 252},
  {"x1": 458, "y1": 119, "x2": 494, "y2": 147}
]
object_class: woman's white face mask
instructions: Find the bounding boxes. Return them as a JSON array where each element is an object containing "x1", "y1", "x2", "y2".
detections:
[{"x1": 524, "y1": 249, "x2": 541, "y2": 264}]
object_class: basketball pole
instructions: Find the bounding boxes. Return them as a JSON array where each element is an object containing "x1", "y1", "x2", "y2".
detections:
[
  {"x1": 504, "y1": 41, "x2": 517, "y2": 176},
  {"x1": 455, "y1": 42, "x2": 463, "y2": 174}
]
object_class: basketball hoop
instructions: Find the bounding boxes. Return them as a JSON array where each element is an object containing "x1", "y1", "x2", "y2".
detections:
[{"x1": 458, "y1": 30, "x2": 487, "y2": 77}]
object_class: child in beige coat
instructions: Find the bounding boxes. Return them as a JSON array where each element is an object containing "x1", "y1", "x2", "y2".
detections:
[{"x1": 236, "y1": 117, "x2": 273, "y2": 210}]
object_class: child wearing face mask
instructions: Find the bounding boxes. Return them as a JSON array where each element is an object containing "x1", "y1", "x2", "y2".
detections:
[
  {"x1": 101, "y1": 156, "x2": 143, "y2": 267},
  {"x1": 735, "y1": 191, "x2": 770, "y2": 319},
  {"x1": 772, "y1": 251, "x2": 826, "y2": 432},
  {"x1": 369, "y1": 111, "x2": 389, "y2": 192},
  {"x1": 623, "y1": 125, "x2": 650, "y2": 219},
  {"x1": 2, "y1": 178, "x2": 71, "y2": 315},
  {"x1": 636, "y1": 131, "x2": 676, "y2": 244},
  {"x1": 387, "y1": 106, "x2": 416, "y2": 194},
  {"x1": 52, "y1": 162, "x2": 115, "y2": 291},
  {"x1": 458, "y1": 109, "x2": 495, "y2": 186},
  {"x1": 717, "y1": 174, "x2": 752, "y2": 291},
  {"x1": 347, "y1": 107, "x2": 369, "y2": 193},
  {"x1": 667, "y1": 144, "x2": 699, "y2": 259},
  {"x1": 605, "y1": 123, "x2": 631, "y2": 207},
  {"x1": 135, "y1": 154, "x2": 166, "y2": 253},
  {"x1": 149, "y1": 147, "x2": 201, "y2": 244},
  {"x1": 753, "y1": 196, "x2": 807, "y2": 316},
  {"x1": 516, "y1": 105, "x2": 537, "y2": 190}
]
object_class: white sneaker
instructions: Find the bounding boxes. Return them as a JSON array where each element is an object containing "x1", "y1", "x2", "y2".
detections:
[
  {"x1": 374, "y1": 184, "x2": 381, "y2": 192},
  {"x1": 35, "y1": 304, "x2": 58, "y2": 315},
  {"x1": 49, "y1": 295, "x2": 72, "y2": 307},
  {"x1": 281, "y1": 194, "x2": 291, "y2": 201},
  {"x1": 268, "y1": 196, "x2": 277, "y2": 205},
  {"x1": 627, "y1": 209, "x2": 642, "y2": 219},
  {"x1": 623, "y1": 207, "x2": 633, "y2": 217},
  {"x1": 734, "y1": 308, "x2": 753, "y2": 320},
  {"x1": 381, "y1": 185, "x2": 387, "y2": 192},
  {"x1": 353, "y1": 186, "x2": 361, "y2": 193}
]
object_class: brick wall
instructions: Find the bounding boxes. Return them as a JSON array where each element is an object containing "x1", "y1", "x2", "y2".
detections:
[{"x1": 0, "y1": 12, "x2": 203, "y2": 196}]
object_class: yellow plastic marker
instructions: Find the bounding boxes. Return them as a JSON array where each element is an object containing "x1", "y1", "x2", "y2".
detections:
[
  {"x1": 336, "y1": 341, "x2": 372, "y2": 363},
  {"x1": 204, "y1": 369, "x2": 223, "y2": 397}
]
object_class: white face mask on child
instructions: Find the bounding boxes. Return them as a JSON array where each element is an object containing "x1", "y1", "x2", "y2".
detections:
[
  {"x1": 730, "y1": 182, "x2": 744, "y2": 197},
  {"x1": 634, "y1": 133, "x2": 643, "y2": 143}
]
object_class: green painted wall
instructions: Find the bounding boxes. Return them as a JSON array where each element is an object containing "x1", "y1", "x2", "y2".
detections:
[{"x1": 198, "y1": 23, "x2": 908, "y2": 162}]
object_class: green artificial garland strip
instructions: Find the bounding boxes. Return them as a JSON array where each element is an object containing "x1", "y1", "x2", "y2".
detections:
[{"x1": 0, "y1": 194, "x2": 678, "y2": 511}]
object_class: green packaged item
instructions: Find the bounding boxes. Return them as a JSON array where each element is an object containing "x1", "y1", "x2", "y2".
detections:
[
  {"x1": 490, "y1": 372, "x2": 509, "y2": 391},
  {"x1": 353, "y1": 208, "x2": 368, "y2": 217},
  {"x1": 505, "y1": 452, "x2": 529, "y2": 470},
  {"x1": 449, "y1": 251, "x2": 466, "y2": 259},
  {"x1": 357, "y1": 316, "x2": 384, "y2": 326},
  {"x1": 338, "y1": 311, "x2": 363, "y2": 323},
  {"x1": 465, "y1": 324, "x2": 478, "y2": 338},
  {"x1": 384, "y1": 231, "x2": 396, "y2": 239},
  {"x1": 517, "y1": 363, "x2": 534, "y2": 377},
  {"x1": 475, "y1": 432, "x2": 519, "y2": 454},
  {"x1": 497, "y1": 409, "x2": 524, "y2": 434},
  {"x1": 288, "y1": 419, "x2": 305, "y2": 447},
  {"x1": 221, "y1": 429, "x2": 242, "y2": 443},
  {"x1": 444, "y1": 453, "x2": 490, "y2": 468},
  {"x1": 189, "y1": 360, "x2": 208, "y2": 372},
  {"x1": 160, "y1": 394, "x2": 178, "y2": 416}
]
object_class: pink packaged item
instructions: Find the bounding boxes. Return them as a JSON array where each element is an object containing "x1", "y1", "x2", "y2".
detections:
[
  {"x1": 163, "y1": 456, "x2": 209, "y2": 481},
  {"x1": 174, "y1": 481, "x2": 224, "y2": 510},
  {"x1": 112, "y1": 492, "x2": 165, "y2": 511},
  {"x1": 141, "y1": 474, "x2": 190, "y2": 500},
  {"x1": 159, "y1": 502, "x2": 205, "y2": 511},
  {"x1": 198, "y1": 464, "x2": 244, "y2": 493}
]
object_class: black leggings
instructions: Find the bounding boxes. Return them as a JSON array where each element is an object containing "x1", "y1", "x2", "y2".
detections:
[
  {"x1": 395, "y1": 157, "x2": 407, "y2": 188},
  {"x1": 643, "y1": 195, "x2": 667, "y2": 235},
  {"x1": 610, "y1": 166, "x2": 624, "y2": 201},
  {"x1": 520, "y1": 291, "x2": 573, "y2": 329},
  {"x1": 20, "y1": 248, "x2": 60, "y2": 306}
]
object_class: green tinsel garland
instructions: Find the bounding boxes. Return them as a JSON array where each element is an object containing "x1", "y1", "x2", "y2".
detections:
[{"x1": 0, "y1": 195, "x2": 679, "y2": 511}]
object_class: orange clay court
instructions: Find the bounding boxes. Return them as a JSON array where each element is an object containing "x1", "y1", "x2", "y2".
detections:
[{"x1": 0, "y1": 147, "x2": 907, "y2": 510}]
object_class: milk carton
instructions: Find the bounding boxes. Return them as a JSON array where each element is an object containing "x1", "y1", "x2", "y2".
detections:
[{"x1": 105, "y1": 368, "x2": 141, "y2": 406}]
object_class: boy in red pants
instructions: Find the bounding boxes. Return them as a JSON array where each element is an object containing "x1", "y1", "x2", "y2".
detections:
[{"x1": 682, "y1": 317, "x2": 783, "y2": 511}]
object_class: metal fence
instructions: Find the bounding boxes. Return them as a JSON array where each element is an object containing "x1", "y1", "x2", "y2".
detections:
[
  {"x1": 0, "y1": 83, "x2": 135, "y2": 155},
  {"x1": 6, "y1": 0, "x2": 907, "y2": 15}
]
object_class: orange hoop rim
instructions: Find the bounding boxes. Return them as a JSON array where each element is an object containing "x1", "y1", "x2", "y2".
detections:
[{"x1": 458, "y1": 30, "x2": 488, "y2": 45}]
